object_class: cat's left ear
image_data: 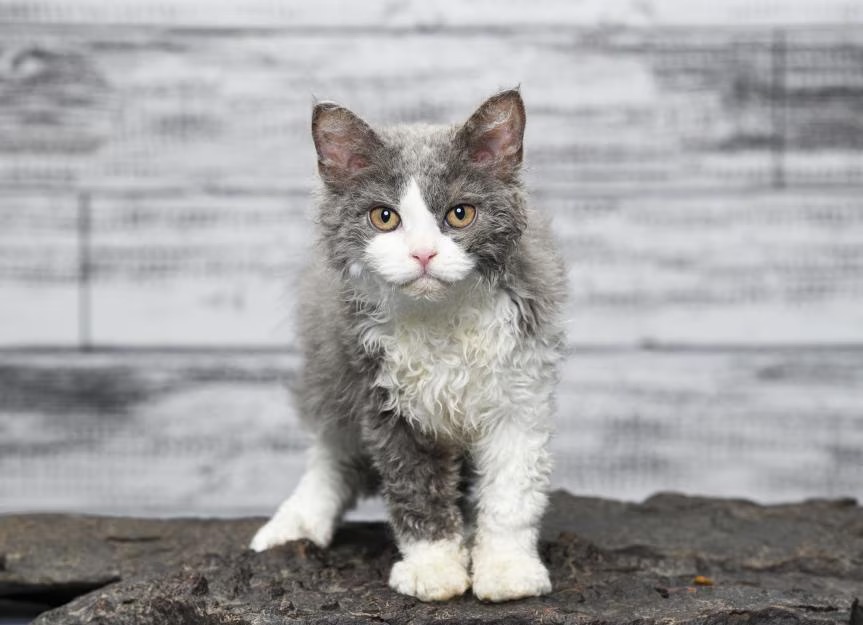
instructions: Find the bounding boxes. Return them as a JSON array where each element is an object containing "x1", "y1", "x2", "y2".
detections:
[{"x1": 456, "y1": 89, "x2": 526, "y2": 177}]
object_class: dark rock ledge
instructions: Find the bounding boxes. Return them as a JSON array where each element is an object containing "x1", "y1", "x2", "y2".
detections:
[{"x1": 1, "y1": 492, "x2": 861, "y2": 624}]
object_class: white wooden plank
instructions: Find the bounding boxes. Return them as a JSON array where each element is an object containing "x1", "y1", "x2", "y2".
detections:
[
  {"x1": 560, "y1": 189, "x2": 863, "y2": 344},
  {"x1": 781, "y1": 30, "x2": 863, "y2": 185},
  {"x1": 2, "y1": 25, "x2": 861, "y2": 192},
  {"x1": 1, "y1": 348, "x2": 859, "y2": 515},
  {"x1": 1, "y1": 24, "x2": 862, "y2": 345},
  {"x1": 0, "y1": 27, "x2": 787, "y2": 192},
  {"x1": 3, "y1": 187, "x2": 863, "y2": 346},
  {"x1": 1, "y1": 25, "x2": 858, "y2": 191},
  {"x1": 0, "y1": 0, "x2": 860, "y2": 28},
  {"x1": 0, "y1": 193, "x2": 79, "y2": 345},
  {"x1": 80, "y1": 188, "x2": 863, "y2": 346}
]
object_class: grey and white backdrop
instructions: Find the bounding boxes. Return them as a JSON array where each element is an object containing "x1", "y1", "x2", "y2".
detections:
[{"x1": 1, "y1": 0, "x2": 862, "y2": 518}]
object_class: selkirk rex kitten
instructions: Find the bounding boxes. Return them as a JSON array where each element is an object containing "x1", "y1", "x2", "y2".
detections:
[{"x1": 251, "y1": 89, "x2": 566, "y2": 603}]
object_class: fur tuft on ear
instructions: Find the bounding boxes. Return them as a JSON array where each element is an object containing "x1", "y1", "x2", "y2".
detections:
[
  {"x1": 312, "y1": 102, "x2": 381, "y2": 186},
  {"x1": 457, "y1": 89, "x2": 526, "y2": 177}
]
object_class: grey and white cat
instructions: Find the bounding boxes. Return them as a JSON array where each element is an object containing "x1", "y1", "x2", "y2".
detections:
[{"x1": 250, "y1": 90, "x2": 566, "y2": 603}]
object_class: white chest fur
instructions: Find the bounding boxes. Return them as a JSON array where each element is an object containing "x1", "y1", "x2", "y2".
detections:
[{"x1": 364, "y1": 288, "x2": 557, "y2": 441}]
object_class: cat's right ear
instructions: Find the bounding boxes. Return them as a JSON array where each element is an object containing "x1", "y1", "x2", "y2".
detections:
[
  {"x1": 456, "y1": 89, "x2": 526, "y2": 179},
  {"x1": 312, "y1": 102, "x2": 381, "y2": 187}
]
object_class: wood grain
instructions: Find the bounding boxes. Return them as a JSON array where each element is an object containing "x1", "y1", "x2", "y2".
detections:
[
  {"x1": 1, "y1": 18, "x2": 862, "y2": 346},
  {"x1": 4, "y1": 185, "x2": 863, "y2": 345},
  {"x1": 0, "y1": 6, "x2": 861, "y2": 514},
  {"x1": 1, "y1": 348, "x2": 859, "y2": 514},
  {"x1": 0, "y1": 0, "x2": 860, "y2": 28},
  {"x1": 0, "y1": 26, "x2": 793, "y2": 192}
]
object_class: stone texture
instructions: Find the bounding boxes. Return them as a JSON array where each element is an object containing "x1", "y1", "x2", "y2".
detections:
[{"x1": 1, "y1": 491, "x2": 861, "y2": 624}]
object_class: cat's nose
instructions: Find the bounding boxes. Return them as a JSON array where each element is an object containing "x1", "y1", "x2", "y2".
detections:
[{"x1": 411, "y1": 249, "x2": 438, "y2": 270}]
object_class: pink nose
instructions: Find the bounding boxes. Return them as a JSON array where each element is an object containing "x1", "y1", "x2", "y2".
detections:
[{"x1": 411, "y1": 249, "x2": 438, "y2": 270}]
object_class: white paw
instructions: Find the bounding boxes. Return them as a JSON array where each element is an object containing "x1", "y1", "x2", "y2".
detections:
[
  {"x1": 249, "y1": 501, "x2": 335, "y2": 551},
  {"x1": 471, "y1": 550, "x2": 551, "y2": 602},
  {"x1": 388, "y1": 539, "x2": 470, "y2": 602}
]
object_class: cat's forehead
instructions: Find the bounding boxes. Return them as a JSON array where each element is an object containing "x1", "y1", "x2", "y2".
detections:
[
  {"x1": 377, "y1": 123, "x2": 458, "y2": 180},
  {"x1": 379, "y1": 123, "x2": 455, "y2": 150}
]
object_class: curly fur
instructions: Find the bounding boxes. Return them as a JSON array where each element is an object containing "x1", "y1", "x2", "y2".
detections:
[{"x1": 251, "y1": 89, "x2": 567, "y2": 603}]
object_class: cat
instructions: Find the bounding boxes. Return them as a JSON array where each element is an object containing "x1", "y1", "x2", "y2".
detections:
[{"x1": 250, "y1": 89, "x2": 567, "y2": 603}]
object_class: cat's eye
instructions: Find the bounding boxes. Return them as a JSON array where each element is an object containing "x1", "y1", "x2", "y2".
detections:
[
  {"x1": 445, "y1": 204, "x2": 476, "y2": 229},
  {"x1": 369, "y1": 206, "x2": 401, "y2": 232}
]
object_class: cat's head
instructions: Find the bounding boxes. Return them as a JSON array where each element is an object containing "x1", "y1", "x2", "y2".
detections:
[{"x1": 312, "y1": 89, "x2": 528, "y2": 302}]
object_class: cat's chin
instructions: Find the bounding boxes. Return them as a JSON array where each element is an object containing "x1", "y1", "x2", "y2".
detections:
[{"x1": 400, "y1": 275, "x2": 449, "y2": 301}]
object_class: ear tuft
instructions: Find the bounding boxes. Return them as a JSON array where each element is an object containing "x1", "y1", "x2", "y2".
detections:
[
  {"x1": 457, "y1": 89, "x2": 526, "y2": 176},
  {"x1": 312, "y1": 102, "x2": 381, "y2": 185}
]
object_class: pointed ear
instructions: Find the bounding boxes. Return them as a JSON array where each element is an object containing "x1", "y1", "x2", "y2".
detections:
[
  {"x1": 312, "y1": 102, "x2": 381, "y2": 185},
  {"x1": 457, "y1": 89, "x2": 526, "y2": 176}
]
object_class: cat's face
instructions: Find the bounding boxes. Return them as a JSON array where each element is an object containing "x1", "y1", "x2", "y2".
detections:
[{"x1": 312, "y1": 90, "x2": 528, "y2": 301}]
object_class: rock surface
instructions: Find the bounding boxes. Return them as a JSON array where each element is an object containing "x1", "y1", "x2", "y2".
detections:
[{"x1": 1, "y1": 491, "x2": 861, "y2": 624}]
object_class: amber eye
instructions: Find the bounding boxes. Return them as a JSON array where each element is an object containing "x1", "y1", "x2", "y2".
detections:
[
  {"x1": 445, "y1": 204, "x2": 476, "y2": 229},
  {"x1": 369, "y1": 206, "x2": 401, "y2": 232}
]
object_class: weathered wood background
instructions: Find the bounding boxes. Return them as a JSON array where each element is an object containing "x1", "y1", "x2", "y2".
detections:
[{"x1": 0, "y1": 0, "x2": 861, "y2": 514}]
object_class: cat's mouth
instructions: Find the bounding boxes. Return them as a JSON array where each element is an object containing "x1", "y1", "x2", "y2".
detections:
[{"x1": 401, "y1": 274, "x2": 449, "y2": 300}]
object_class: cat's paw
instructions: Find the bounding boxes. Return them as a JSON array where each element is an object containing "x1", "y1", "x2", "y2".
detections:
[
  {"x1": 388, "y1": 539, "x2": 470, "y2": 602},
  {"x1": 471, "y1": 549, "x2": 551, "y2": 602},
  {"x1": 249, "y1": 501, "x2": 334, "y2": 551}
]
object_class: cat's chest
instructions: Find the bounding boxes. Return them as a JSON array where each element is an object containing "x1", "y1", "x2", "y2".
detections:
[{"x1": 368, "y1": 292, "x2": 524, "y2": 439}]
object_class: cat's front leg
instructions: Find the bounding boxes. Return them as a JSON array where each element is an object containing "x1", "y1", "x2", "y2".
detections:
[
  {"x1": 364, "y1": 411, "x2": 470, "y2": 602},
  {"x1": 471, "y1": 415, "x2": 553, "y2": 602}
]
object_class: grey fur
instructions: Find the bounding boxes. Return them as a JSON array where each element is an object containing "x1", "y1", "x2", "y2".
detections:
[{"x1": 295, "y1": 90, "x2": 566, "y2": 545}]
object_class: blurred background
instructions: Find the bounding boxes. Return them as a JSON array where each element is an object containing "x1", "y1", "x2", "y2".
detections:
[{"x1": 1, "y1": 0, "x2": 862, "y2": 518}]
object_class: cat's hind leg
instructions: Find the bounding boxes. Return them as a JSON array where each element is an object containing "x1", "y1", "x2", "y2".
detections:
[{"x1": 250, "y1": 425, "x2": 371, "y2": 551}]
